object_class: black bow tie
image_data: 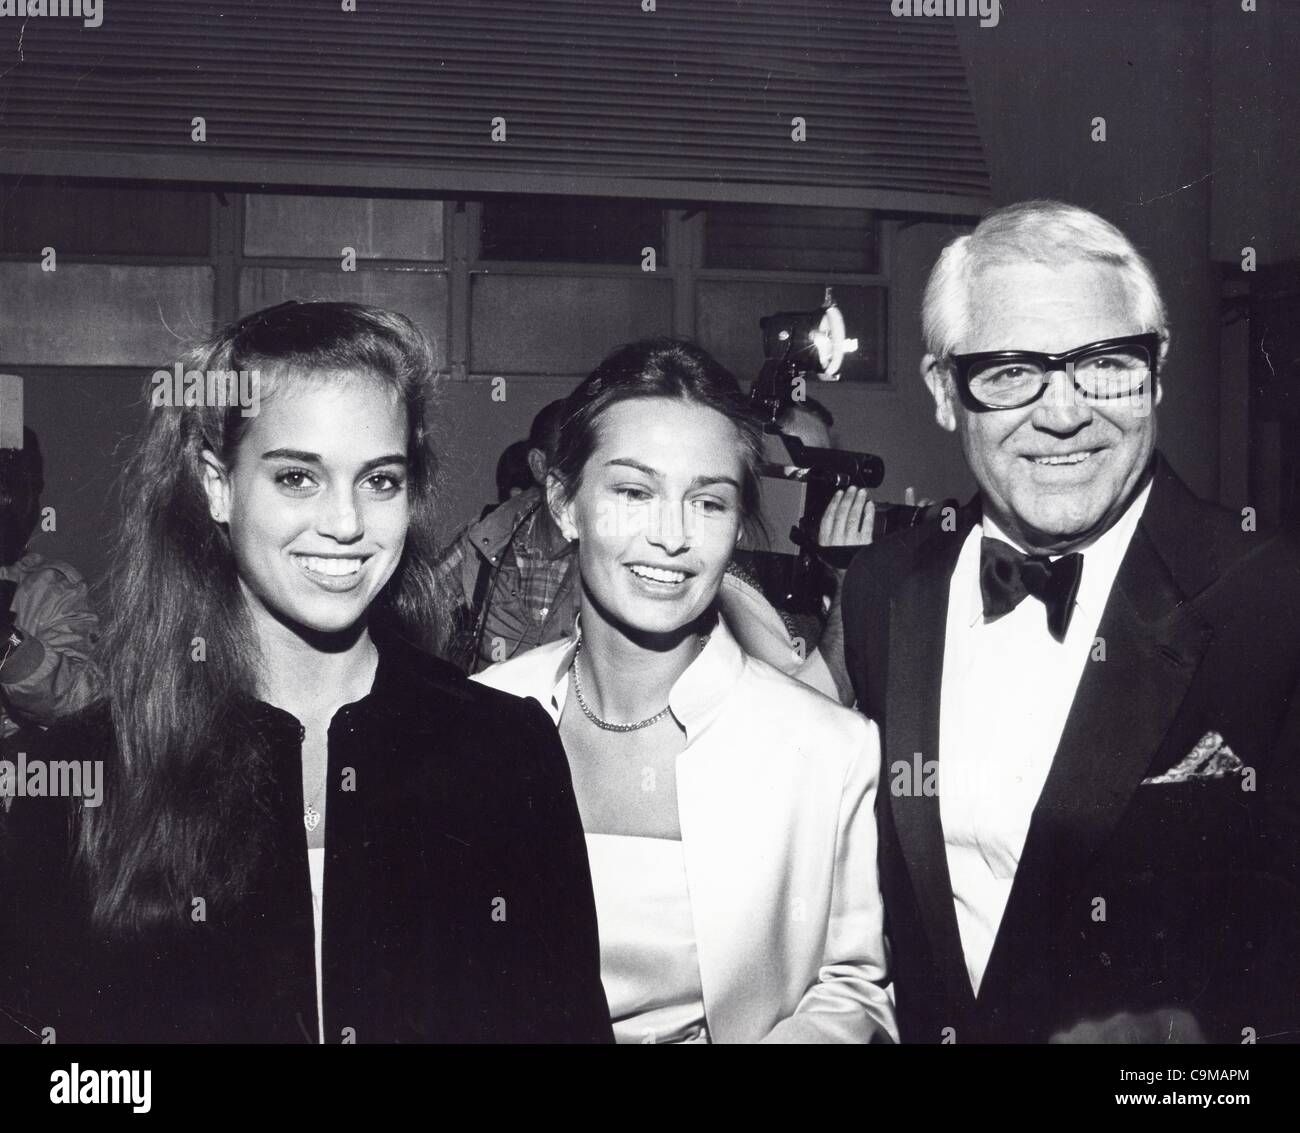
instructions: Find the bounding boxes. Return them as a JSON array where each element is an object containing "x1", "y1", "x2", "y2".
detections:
[{"x1": 979, "y1": 536, "x2": 1083, "y2": 642}]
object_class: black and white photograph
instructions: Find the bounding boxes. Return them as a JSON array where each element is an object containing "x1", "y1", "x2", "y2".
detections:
[{"x1": 0, "y1": 0, "x2": 1296, "y2": 1116}]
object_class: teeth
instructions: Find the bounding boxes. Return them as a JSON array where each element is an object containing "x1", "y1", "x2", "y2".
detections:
[
  {"x1": 1033, "y1": 452, "x2": 1089, "y2": 465},
  {"x1": 297, "y1": 555, "x2": 364, "y2": 576},
  {"x1": 629, "y1": 564, "x2": 687, "y2": 584}
]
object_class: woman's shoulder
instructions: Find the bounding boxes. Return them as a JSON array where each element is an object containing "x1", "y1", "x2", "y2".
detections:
[
  {"x1": 377, "y1": 634, "x2": 559, "y2": 734},
  {"x1": 470, "y1": 638, "x2": 571, "y2": 702},
  {"x1": 730, "y1": 652, "x2": 880, "y2": 762},
  {"x1": 374, "y1": 640, "x2": 571, "y2": 798},
  {"x1": 736, "y1": 649, "x2": 864, "y2": 720}
]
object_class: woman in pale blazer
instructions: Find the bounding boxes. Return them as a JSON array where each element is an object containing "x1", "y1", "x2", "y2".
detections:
[{"x1": 474, "y1": 339, "x2": 896, "y2": 1044}]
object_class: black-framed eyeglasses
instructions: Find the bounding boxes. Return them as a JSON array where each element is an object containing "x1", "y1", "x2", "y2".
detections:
[{"x1": 947, "y1": 332, "x2": 1161, "y2": 411}]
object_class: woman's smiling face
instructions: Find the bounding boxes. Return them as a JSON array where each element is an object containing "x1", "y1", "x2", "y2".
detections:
[
  {"x1": 203, "y1": 371, "x2": 410, "y2": 639},
  {"x1": 551, "y1": 397, "x2": 746, "y2": 639}
]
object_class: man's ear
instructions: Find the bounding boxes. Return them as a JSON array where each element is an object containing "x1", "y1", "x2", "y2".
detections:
[
  {"x1": 546, "y1": 472, "x2": 578, "y2": 542},
  {"x1": 922, "y1": 354, "x2": 958, "y2": 433},
  {"x1": 1154, "y1": 334, "x2": 1168, "y2": 408},
  {"x1": 526, "y1": 446, "x2": 548, "y2": 488},
  {"x1": 200, "y1": 450, "x2": 232, "y2": 524}
]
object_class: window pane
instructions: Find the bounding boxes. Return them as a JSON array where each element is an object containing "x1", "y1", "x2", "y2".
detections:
[
  {"x1": 0, "y1": 185, "x2": 211, "y2": 258},
  {"x1": 244, "y1": 195, "x2": 444, "y2": 261},
  {"x1": 480, "y1": 197, "x2": 664, "y2": 266},
  {"x1": 695, "y1": 281, "x2": 886, "y2": 384},
  {"x1": 0, "y1": 263, "x2": 214, "y2": 366},
  {"x1": 704, "y1": 205, "x2": 877, "y2": 274},
  {"x1": 470, "y1": 274, "x2": 672, "y2": 375},
  {"x1": 238, "y1": 268, "x2": 447, "y2": 369}
]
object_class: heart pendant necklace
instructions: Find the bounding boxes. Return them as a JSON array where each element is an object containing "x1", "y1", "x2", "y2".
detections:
[{"x1": 304, "y1": 750, "x2": 326, "y2": 832}]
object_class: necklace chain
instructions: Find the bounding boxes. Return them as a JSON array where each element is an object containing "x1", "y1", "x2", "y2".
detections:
[{"x1": 569, "y1": 618, "x2": 709, "y2": 733}]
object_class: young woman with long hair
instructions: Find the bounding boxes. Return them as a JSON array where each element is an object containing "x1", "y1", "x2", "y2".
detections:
[{"x1": 0, "y1": 301, "x2": 610, "y2": 1044}]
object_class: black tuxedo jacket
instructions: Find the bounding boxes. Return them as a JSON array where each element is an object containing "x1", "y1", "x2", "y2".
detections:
[
  {"x1": 0, "y1": 632, "x2": 613, "y2": 1043},
  {"x1": 842, "y1": 455, "x2": 1300, "y2": 1043}
]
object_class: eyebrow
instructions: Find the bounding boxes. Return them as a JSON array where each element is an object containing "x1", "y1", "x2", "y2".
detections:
[
  {"x1": 261, "y1": 448, "x2": 408, "y2": 472},
  {"x1": 605, "y1": 457, "x2": 740, "y2": 491}
]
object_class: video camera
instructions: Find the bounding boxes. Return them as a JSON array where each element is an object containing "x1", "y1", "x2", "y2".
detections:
[{"x1": 746, "y1": 291, "x2": 948, "y2": 616}]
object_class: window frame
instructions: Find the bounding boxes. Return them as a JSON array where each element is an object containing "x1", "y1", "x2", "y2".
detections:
[{"x1": 1, "y1": 179, "x2": 898, "y2": 390}]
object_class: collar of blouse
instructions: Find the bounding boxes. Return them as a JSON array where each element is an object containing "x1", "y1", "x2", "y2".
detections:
[{"x1": 545, "y1": 612, "x2": 747, "y2": 744}]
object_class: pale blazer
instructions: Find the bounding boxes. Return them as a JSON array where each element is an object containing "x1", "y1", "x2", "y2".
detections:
[{"x1": 473, "y1": 617, "x2": 897, "y2": 1044}]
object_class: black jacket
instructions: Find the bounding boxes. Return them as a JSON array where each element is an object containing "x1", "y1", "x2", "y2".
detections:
[
  {"x1": 0, "y1": 632, "x2": 613, "y2": 1043},
  {"x1": 842, "y1": 455, "x2": 1300, "y2": 1043}
]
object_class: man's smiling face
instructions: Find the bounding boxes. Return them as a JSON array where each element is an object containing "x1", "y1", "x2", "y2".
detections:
[{"x1": 927, "y1": 260, "x2": 1160, "y2": 553}]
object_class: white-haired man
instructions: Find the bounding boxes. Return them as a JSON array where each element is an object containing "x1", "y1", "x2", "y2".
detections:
[{"x1": 842, "y1": 200, "x2": 1300, "y2": 1043}]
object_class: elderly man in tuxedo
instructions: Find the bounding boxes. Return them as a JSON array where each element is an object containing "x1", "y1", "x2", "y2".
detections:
[{"x1": 842, "y1": 200, "x2": 1300, "y2": 1044}]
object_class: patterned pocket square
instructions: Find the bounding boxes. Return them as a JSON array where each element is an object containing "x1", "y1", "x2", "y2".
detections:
[{"x1": 1143, "y1": 730, "x2": 1243, "y2": 785}]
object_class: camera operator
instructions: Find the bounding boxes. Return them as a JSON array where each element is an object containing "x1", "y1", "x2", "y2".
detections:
[
  {"x1": 0, "y1": 428, "x2": 100, "y2": 749},
  {"x1": 736, "y1": 302, "x2": 944, "y2": 704},
  {"x1": 755, "y1": 398, "x2": 871, "y2": 652}
]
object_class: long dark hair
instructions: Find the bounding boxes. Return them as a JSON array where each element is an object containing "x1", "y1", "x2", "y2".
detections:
[
  {"x1": 79, "y1": 301, "x2": 449, "y2": 936},
  {"x1": 551, "y1": 337, "x2": 765, "y2": 533}
]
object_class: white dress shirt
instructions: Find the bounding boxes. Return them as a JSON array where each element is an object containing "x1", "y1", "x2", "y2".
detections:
[
  {"x1": 307, "y1": 845, "x2": 325, "y2": 1044},
  {"x1": 939, "y1": 481, "x2": 1152, "y2": 994}
]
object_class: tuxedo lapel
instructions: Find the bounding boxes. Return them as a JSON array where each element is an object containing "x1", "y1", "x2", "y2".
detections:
[
  {"x1": 977, "y1": 468, "x2": 1214, "y2": 1009},
  {"x1": 885, "y1": 512, "x2": 977, "y2": 1009}
]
